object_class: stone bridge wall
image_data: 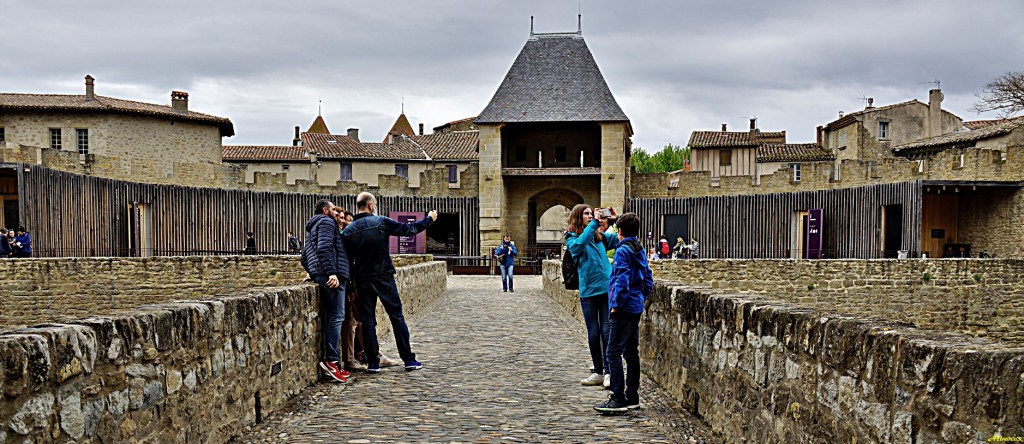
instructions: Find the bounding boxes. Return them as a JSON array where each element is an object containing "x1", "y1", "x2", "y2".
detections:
[
  {"x1": 649, "y1": 259, "x2": 1024, "y2": 346},
  {"x1": 541, "y1": 260, "x2": 1024, "y2": 443},
  {"x1": 0, "y1": 254, "x2": 432, "y2": 330},
  {"x1": 0, "y1": 255, "x2": 445, "y2": 443}
]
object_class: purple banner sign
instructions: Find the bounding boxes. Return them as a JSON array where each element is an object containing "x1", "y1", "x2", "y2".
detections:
[
  {"x1": 807, "y1": 208, "x2": 823, "y2": 259},
  {"x1": 389, "y1": 212, "x2": 426, "y2": 254}
]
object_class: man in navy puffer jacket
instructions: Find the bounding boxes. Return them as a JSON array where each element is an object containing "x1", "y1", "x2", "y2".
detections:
[{"x1": 301, "y1": 200, "x2": 352, "y2": 383}]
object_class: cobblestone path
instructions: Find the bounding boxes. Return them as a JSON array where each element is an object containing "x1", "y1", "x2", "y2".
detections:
[{"x1": 246, "y1": 276, "x2": 715, "y2": 443}]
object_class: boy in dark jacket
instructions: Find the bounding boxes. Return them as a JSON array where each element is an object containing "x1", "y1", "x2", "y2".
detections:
[
  {"x1": 301, "y1": 200, "x2": 352, "y2": 383},
  {"x1": 594, "y1": 212, "x2": 653, "y2": 414}
]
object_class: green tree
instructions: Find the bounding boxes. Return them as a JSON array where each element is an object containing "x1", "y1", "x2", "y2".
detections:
[{"x1": 631, "y1": 144, "x2": 689, "y2": 173}]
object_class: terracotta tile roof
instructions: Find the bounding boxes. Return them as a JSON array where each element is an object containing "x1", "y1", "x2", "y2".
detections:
[
  {"x1": 894, "y1": 116, "x2": 1024, "y2": 152},
  {"x1": 963, "y1": 119, "x2": 1006, "y2": 130},
  {"x1": 0, "y1": 93, "x2": 234, "y2": 137},
  {"x1": 307, "y1": 115, "x2": 330, "y2": 134},
  {"x1": 303, "y1": 130, "x2": 479, "y2": 161},
  {"x1": 476, "y1": 34, "x2": 628, "y2": 123},
  {"x1": 412, "y1": 131, "x2": 478, "y2": 160},
  {"x1": 688, "y1": 130, "x2": 786, "y2": 148},
  {"x1": 757, "y1": 143, "x2": 834, "y2": 162},
  {"x1": 384, "y1": 113, "x2": 416, "y2": 141},
  {"x1": 221, "y1": 145, "x2": 309, "y2": 161}
]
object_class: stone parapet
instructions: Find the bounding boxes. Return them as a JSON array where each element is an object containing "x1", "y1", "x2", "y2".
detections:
[
  {"x1": 649, "y1": 258, "x2": 1024, "y2": 346},
  {"x1": 0, "y1": 255, "x2": 446, "y2": 442},
  {"x1": 541, "y1": 259, "x2": 1024, "y2": 442}
]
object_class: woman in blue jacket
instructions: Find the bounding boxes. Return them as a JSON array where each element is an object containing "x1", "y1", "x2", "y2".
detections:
[{"x1": 565, "y1": 204, "x2": 619, "y2": 386}]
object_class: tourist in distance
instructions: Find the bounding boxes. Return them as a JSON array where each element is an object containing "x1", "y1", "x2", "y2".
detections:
[
  {"x1": 0, "y1": 228, "x2": 11, "y2": 258},
  {"x1": 12, "y1": 226, "x2": 31, "y2": 258},
  {"x1": 495, "y1": 234, "x2": 518, "y2": 292},
  {"x1": 658, "y1": 236, "x2": 670, "y2": 259},
  {"x1": 341, "y1": 192, "x2": 436, "y2": 373},
  {"x1": 594, "y1": 212, "x2": 653, "y2": 414},
  {"x1": 689, "y1": 237, "x2": 700, "y2": 259},
  {"x1": 673, "y1": 236, "x2": 687, "y2": 259},
  {"x1": 300, "y1": 200, "x2": 352, "y2": 383},
  {"x1": 287, "y1": 231, "x2": 301, "y2": 254},
  {"x1": 565, "y1": 204, "x2": 619, "y2": 388},
  {"x1": 245, "y1": 231, "x2": 256, "y2": 255}
]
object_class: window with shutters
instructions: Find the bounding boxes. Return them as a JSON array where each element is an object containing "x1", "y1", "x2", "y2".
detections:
[
  {"x1": 340, "y1": 162, "x2": 353, "y2": 181},
  {"x1": 395, "y1": 164, "x2": 409, "y2": 179}
]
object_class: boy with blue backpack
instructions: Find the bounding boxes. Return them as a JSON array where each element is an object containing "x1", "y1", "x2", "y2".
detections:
[{"x1": 594, "y1": 212, "x2": 654, "y2": 414}]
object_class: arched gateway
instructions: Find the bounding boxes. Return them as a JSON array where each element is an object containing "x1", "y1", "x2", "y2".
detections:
[{"x1": 473, "y1": 26, "x2": 633, "y2": 254}]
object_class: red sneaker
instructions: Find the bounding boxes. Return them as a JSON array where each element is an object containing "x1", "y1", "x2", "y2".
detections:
[{"x1": 319, "y1": 361, "x2": 348, "y2": 383}]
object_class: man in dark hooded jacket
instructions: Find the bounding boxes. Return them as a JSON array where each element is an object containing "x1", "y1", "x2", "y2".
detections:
[
  {"x1": 301, "y1": 200, "x2": 352, "y2": 383},
  {"x1": 0, "y1": 228, "x2": 11, "y2": 258}
]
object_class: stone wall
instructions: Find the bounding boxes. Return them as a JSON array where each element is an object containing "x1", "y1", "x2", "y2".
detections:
[
  {"x1": 632, "y1": 138, "x2": 1024, "y2": 199},
  {"x1": 648, "y1": 259, "x2": 1024, "y2": 346},
  {"x1": 541, "y1": 260, "x2": 1024, "y2": 443},
  {"x1": 0, "y1": 255, "x2": 446, "y2": 443},
  {"x1": 0, "y1": 144, "x2": 479, "y2": 199}
]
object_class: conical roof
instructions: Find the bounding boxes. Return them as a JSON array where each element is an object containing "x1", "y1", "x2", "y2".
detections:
[
  {"x1": 476, "y1": 33, "x2": 628, "y2": 124},
  {"x1": 307, "y1": 115, "x2": 330, "y2": 134},
  {"x1": 384, "y1": 113, "x2": 416, "y2": 142}
]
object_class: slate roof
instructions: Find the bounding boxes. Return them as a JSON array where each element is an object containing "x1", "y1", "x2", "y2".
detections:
[
  {"x1": 0, "y1": 93, "x2": 234, "y2": 137},
  {"x1": 894, "y1": 116, "x2": 1024, "y2": 152},
  {"x1": 757, "y1": 143, "x2": 834, "y2": 162},
  {"x1": 476, "y1": 34, "x2": 628, "y2": 124},
  {"x1": 688, "y1": 130, "x2": 786, "y2": 148},
  {"x1": 222, "y1": 145, "x2": 309, "y2": 161},
  {"x1": 302, "y1": 131, "x2": 478, "y2": 161}
]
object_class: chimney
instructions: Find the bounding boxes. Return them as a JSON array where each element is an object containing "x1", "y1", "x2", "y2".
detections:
[
  {"x1": 171, "y1": 91, "x2": 189, "y2": 112},
  {"x1": 866, "y1": 98, "x2": 874, "y2": 109},
  {"x1": 838, "y1": 111, "x2": 844, "y2": 118},
  {"x1": 816, "y1": 125, "x2": 824, "y2": 147},
  {"x1": 347, "y1": 128, "x2": 360, "y2": 142},
  {"x1": 293, "y1": 126, "x2": 301, "y2": 146},
  {"x1": 749, "y1": 117, "x2": 757, "y2": 131},
  {"x1": 419, "y1": 123, "x2": 424, "y2": 136},
  {"x1": 85, "y1": 75, "x2": 95, "y2": 101},
  {"x1": 927, "y1": 88, "x2": 944, "y2": 137},
  {"x1": 721, "y1": 123, "x2": 727, "y2": 132}
]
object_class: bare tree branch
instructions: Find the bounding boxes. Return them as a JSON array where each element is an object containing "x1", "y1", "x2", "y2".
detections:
[{"x1": 970, "y1": 71, "x2": 1024, "y2": 117}]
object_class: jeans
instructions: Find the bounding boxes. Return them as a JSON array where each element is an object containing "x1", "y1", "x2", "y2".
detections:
[
  {"x1": 355, "y1": 276, "x2": 415, "y2": 366},
  {"x1": 313, "y1": 274, "x2": 347, "y2": 363},
  {"x1": 580, "y1": 294, "x2": 610, "y2": 374},
  {"x1": 607, "y1": 311, "x2": 642, "y2": 402},
  {"x1": 500, "y1": 264, "x2": 514, "y2": 291}
]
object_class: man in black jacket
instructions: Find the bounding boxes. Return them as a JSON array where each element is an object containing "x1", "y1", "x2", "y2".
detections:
[
  {"x1": 342, "y1": 192, "x2": 436, "y2": 373},
  {"x1": 0, "y1": 228, "x2": 11, "y2": 258},
  {"x1": 301, "y1": 200, "x2": 352, "y2": 383}
]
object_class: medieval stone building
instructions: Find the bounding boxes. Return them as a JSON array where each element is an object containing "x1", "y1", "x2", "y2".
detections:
[{"x1": 474, "y1": 27, "x2": 632, "y2": 253}]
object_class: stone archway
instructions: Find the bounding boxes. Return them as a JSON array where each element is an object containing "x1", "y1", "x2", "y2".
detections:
[{"x1": 525, "y1": 188, "x2": 584, "y2": 259}]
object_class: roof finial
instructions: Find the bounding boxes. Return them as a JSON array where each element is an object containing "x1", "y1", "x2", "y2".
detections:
[
  {"x1": 318, "y1": 99, "x2": 322, "y2": 116},
  {"x1": 401, "y1": 95, "x2": 405, "y2": 114},
  {"x1": 578, "y1": 2, "x2": 582, "y2": 34},
  {"x1": 530, "y1": 16, "x2": 534, "y2": 36}
]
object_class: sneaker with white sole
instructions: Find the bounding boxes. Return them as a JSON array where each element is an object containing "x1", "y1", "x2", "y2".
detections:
[
  {"x1": 404, "y1": 360, "x2": 423, "y2": 372},
  {"x1": 319, "y1": 361, "x2": 349, "y2": 383},
  {"x1": 581, "y1": 373, "x2": 603, "y2": 386},
  {"x1": 625, "y1": 398, "x2": 640, "y2": 410},
  {"x1": 366, "y1": 364, "x2": 381, "y2": 374},
  {"x1": 594, "y1": 396, "x2": 629, "y2": 414}
]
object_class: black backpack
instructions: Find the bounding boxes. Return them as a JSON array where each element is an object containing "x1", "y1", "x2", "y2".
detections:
[{"x1": 562, "y1": 247, "x2": 579, "y2": 290}]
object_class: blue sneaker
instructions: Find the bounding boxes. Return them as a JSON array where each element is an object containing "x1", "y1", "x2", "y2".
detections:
[
  {"x1": 404, "y1": 360, "x2": 423, "y2": 372},
  {"x1": 366, "y1": 364, "x2": 381, "y2": 374}
]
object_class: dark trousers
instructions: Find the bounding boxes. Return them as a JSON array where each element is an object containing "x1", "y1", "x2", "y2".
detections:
[
  {"x1": 580, "y1": 294, "x2": 611, "y2": 374},
  {"x1": 313, "y1": 274, "x2": 346, "y2": 364},
  {"x1": 356, "y1": 276, "x2": 415, "y2": 366},
  {"x1": 607, "y1": 311, "x2": 642, "y2": 402}
]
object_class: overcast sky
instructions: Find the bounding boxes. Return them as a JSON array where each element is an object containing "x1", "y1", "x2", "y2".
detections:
[{"x1": 2, "y1": 0, "x2": 1022, "y2": 150}]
